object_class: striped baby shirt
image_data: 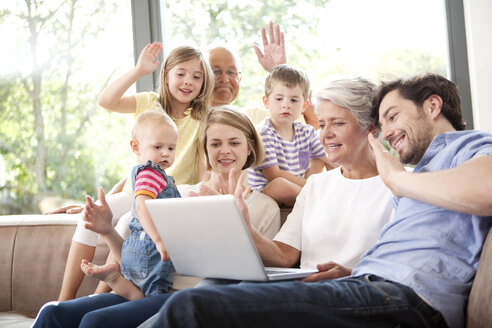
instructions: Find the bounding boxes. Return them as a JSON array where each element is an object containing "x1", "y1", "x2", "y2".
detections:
[{"x1": 134, "y1": 168, "x2": 168, "y2": 199}]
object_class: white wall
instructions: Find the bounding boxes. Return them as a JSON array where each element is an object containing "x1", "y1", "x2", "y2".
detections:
[{"x1": 463, "y1": 0, "x2": 492, "y2": 131}]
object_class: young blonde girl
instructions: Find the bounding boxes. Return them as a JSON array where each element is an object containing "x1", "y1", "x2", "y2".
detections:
[
  {"x1": 98, "y1": 42, "x2": 214, "y2": 184},
  {"x1": 57, "y1": 43, "x2": 214, "y2": 301}
]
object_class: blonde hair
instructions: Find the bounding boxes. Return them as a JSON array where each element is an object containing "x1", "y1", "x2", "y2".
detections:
[
  {"x1": 264, "y1": 64, "x2": 310, "y2": 100},
  {"x1": 199, "y1": 105, "x2": 264, "y2": 170},
  {"x1": 131, "y1": 109, "x2": 177, "y2": 140},
  {"x1": 157, "y1": 46, "x2": 214, "y2": 121}
]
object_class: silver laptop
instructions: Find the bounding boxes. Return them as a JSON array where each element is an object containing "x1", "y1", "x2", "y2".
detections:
[{"x1": 145, "y1": 194, "x2": 318, "y2": 281}]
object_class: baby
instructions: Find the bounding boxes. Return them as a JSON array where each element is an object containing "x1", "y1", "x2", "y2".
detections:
[{"x1": 81, "y1": 109, "x2": 180, "y2": 300}]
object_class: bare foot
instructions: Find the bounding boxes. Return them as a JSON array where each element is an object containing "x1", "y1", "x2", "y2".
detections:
[{"x1": 81, "y1": 259, "x2": 121, "y2": 285}]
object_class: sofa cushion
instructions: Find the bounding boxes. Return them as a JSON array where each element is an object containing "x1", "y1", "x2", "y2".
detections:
[{"x1": 0, "y1": 311, "x2": 35, "y2": 328}]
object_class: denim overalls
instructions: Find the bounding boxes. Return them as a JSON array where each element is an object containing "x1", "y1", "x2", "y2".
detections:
[{"x1": 120, "y1": 160, "x2": 181, "y2": 296}]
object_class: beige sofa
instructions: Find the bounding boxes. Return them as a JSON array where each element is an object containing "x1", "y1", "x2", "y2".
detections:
[
  {"x1": 0, "y1": 214, "x2": 207, "y2": 327},
  {"x1": 0, "y1": 215, "x2": 107, "y2": 327},
  {"x1": 1, "y1": 213, "x2": 491, "y2": 327}
]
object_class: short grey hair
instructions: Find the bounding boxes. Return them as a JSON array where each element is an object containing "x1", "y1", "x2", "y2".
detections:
[{"x1": 314, "y1": 76, "x2": 376, "y2": 129}]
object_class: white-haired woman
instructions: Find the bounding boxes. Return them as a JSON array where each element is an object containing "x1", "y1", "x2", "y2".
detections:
[
  {"x1": 126, "y1": 77, "x2": 397, "y2": 328},
  {"x1": 241, "y1": 76, "x2": 394, "y2": 279}
]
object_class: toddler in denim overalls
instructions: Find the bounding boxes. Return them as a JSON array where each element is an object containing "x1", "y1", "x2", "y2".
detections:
[
  {"x1": 79, "y1": 110, "x2": 181, "y2": 300},
  {"x1": 121, "y1": 160, "x2": 181, "y2": 296}
]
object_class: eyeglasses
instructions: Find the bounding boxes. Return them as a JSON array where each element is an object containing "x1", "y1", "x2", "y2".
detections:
[{"x1": 213, "y1": 69, "x2": 241, "y2": 79}]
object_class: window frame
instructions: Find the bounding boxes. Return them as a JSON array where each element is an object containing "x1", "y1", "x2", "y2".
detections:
[
  {"x1": 445, "y1": 0, "x2": 473, "y2": 129},
  {"x1": 131, "y1": 0, "x2": 164, "y2": 92}
]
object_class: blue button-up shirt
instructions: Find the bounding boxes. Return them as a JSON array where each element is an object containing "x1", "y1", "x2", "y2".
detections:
[{"x1": 352, "y1": 130, "x2": 492, "y2": 328}]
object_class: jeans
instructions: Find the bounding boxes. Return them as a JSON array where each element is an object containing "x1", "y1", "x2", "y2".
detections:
[
  {"x1": 121, "y1": 230, "x2": 174, "y2": 296},
  {"x1": 32, "y1": 292, "x2": 172, "y2": 328},
  {"x1": 151, "y1": 275, "x2": 449, "y2": 328}
]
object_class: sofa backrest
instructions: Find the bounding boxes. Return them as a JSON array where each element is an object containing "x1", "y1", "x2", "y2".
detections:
[{"x1": 0, "y1": 215, "x2": 109, "y2": 316}]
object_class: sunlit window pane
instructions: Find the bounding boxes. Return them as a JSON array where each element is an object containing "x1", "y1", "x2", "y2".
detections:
[
  {"x1": 163, "y1": 0, "x2": 448, "y2": 107},
  {"x1": 0, "y1": 1, "x2": 134, "y2": 214}
]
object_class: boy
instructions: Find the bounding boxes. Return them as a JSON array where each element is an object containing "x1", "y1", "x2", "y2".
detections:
[
  {"x1": 247, "y1": 64, "x2": 327, "y2": 207},
  {"x1": 80, "y1": 109, "x2": 180, "y2": 300}
]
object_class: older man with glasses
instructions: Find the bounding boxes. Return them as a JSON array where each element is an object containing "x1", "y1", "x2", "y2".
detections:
[
  {"x1": 209, "y1": 46, "x2": 243, "y2": 107},
  {"x1": 208, "y1": 21, "x2": 319, "y2": 128}
]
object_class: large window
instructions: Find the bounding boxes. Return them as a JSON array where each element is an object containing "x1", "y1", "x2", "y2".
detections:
[
  {"x1": 159, "y1": 0, "x2": 450, "y2": 108},
  {"x1": 0, "y1": 0, "x2": 468, "y2": 214},
  {"x1": 1, "y1": 1, "x2": 135, "y2": 214}
]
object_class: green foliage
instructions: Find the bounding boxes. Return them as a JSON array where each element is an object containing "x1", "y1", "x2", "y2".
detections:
[{"x1": 164, "y1": 0, "x2": 325, "y2": 107}]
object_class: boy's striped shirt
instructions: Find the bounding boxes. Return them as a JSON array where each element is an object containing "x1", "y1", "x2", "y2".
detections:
[{"x1": 247, "y1": 119, "x2": 325, "y2": 190}]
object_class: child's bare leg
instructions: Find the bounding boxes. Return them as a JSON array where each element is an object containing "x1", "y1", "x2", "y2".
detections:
[
  {"x1": 263, "y1": 178, "x2": 301, "y2": 207},
  {"x1": 93, "y1": 212, "x2": 133, "y2": 294},
  {"x1": 93, "y1": 251, "x2": 118, "y2": 294},
  {"x1": 94, "y1": 280, "x2": 112, "y2": 294},
  {"x1": 81, "y1": 259, "x2": 145, "y2": 301}
]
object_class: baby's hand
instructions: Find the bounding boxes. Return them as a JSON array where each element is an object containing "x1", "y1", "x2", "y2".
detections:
[
  {"x1": 156, "y1": 240, "x2": 170, "y2": 261},
  {"x1": 83, "y1": 187, "x2": 113, "y2": 235}
]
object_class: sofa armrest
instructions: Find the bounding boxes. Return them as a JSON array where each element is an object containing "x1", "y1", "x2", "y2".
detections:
[
  {"x1": 467, "y1": 227, "x2": 492, "y2": 327},
  {"x1": 0, "y1": 214, "x2": 109, "y2": 316}
]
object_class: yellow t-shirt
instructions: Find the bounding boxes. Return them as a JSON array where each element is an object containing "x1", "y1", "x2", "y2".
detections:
[{"x1": 134, "y1": 92, "x2": 202, "y2": 185}]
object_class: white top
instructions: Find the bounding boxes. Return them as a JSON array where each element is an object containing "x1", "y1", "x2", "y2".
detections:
[
  {"x1": 274, "y1": 167, "x2": 394, "y2": 269},
  {"x1": 178, "y1": 183, "x2": 281, "y2": 240}
]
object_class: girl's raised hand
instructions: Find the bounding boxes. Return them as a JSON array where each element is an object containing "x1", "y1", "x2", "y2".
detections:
[{"x1": 135, "y1": 42, "x2": 163, "y2": 76}]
